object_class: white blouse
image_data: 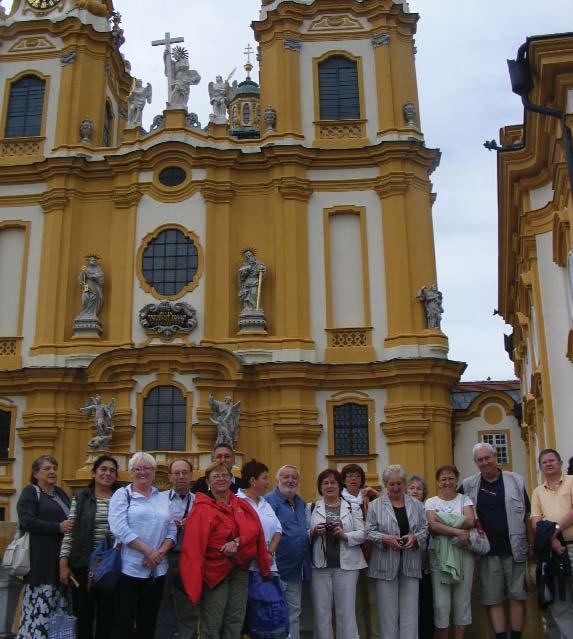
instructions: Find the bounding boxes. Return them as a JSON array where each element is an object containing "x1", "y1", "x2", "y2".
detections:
[{"x1": 237, "y1": 489, "x2": 282, "y2": 572}]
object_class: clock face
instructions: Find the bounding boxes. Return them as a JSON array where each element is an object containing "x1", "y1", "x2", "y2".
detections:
[{"x1": 26, "y1": 0, "x2": 62, "y2": 10}]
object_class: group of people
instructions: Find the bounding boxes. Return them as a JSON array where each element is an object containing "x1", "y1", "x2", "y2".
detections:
[{"x1": 12, "y1": 441, "x2": 573, "y2": 639}]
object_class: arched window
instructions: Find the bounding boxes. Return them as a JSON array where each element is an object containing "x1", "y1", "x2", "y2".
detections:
[
  {"x1": 102, "y1": 101, "x2": 113, "y2": 146},
  {"x1": 143, "y1": 386, "x2": 186, "y2": 451},
  {"x1": 333, "y1": 402, "x2": 369, "y2": 456},
  {"x1": 0, "y1": 410, "x2": 10, "y2": 459},
  {"x1": 5, "y1": 75, "x2": 46, "y2": 138},
  {"x1": 242, "y1": 102, "x2": 251, "y2": 126},
  {"x1": 318, "y1": 56, "x2": 360, "y2": 121}
]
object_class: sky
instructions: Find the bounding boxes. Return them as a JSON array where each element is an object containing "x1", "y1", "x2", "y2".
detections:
[{"x1": 68, "y1": 0, "x2": 573, "y2": 380}]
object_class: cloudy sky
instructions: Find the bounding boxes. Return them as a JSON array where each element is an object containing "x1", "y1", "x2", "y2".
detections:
[{"x1": 107, "y1": 1, "x2": 569, "y2": 380}]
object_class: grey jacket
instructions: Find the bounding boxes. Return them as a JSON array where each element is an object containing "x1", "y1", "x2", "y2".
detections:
[
  {"x1": 461, "y1": 471, "x2": 528, "y2": 563},
  {"x1": 366, "y1": 494, "x2": 428, "y2": 581}
]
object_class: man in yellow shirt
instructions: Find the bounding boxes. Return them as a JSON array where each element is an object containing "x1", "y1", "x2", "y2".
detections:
[{"x1": 531, "y1": 449, "x2": 573, "y2": 639}]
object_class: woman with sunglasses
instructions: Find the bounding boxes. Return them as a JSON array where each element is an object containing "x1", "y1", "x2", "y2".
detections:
[{"x1": 108, "y1": 452, "x2": 177, "y2": 639}]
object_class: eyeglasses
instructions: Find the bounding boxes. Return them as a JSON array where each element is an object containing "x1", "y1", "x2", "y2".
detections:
[
  {"x1": 209, "y1": 473, "x2": 230, "y2": 480},
  {"x1": 171, "y1": 471, "x2": 190, "y2": 477},
  {"x1": 132, "y1": 466, "x2": 154, "y2": 473}
]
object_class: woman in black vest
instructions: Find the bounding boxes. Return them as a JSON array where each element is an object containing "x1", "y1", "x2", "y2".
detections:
[
  {"x1": 59, "y1": 455, "x2": 120, "y2": 639},
  {"x1": 16, "y1": 455, "x2": 72, "y2": 639}
]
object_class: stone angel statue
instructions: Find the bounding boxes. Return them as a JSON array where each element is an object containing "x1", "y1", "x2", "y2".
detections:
[
  {"x1": 208, "y1": 69, "x2": 238, "y2": 121},
  {"x1": 209, "y1": 394, "x2": 241, "y2": 447},
  {"x1": 81, "y1": 394, "x2": 116, "y2": 450},
  {"x1": 127, "y1": 79, "x2": 152, "y2": 129}
]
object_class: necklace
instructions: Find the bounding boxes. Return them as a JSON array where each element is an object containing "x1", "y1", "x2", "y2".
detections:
[{"x1": 325, "y1": 499, "x2": 340, "y2": 507}]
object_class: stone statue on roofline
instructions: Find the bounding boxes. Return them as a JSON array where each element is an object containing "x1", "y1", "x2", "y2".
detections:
[
  {"x1": 208, "y1": 70, "x2": 237, "y2": 123},
  {"x1": 164, "y1": 45, "x2": 200, "y2": 110},
  {"x1": 127, "y1": 79, "x2": 152, "y2": 129}
]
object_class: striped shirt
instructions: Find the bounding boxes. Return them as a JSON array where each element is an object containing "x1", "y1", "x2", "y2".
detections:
[{"x1": 60, "y1": 496, "x2": 111, "y2": 557}]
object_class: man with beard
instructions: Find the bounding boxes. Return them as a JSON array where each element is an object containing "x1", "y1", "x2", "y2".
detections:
[{"x1": 266, "y1": 465, "x2": 311, "y2": 639}]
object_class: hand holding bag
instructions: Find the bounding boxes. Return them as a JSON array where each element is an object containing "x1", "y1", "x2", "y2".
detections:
[{"x1": 47, "y1": 589, "x2": 77, "y2": 639}]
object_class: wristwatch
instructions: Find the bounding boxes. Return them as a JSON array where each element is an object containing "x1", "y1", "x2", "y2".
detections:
[
  {"x1": 555, "y1": 524, "x2": 561, "y2": 532},
  {"x1": 232, "y1": 539, "x2": 240, "y2": 548}
]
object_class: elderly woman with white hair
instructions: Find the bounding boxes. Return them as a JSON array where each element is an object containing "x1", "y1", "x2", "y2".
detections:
[
  {"x1": 108, "y1": 452, "x2": 177, "y2": 639},
  {"x1": 366, "y1": 464, "x2": 428, "y2": 639}
]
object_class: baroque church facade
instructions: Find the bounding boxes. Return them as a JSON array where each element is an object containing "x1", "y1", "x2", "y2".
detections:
[{"x1": 0, "y1": 0, "x2": 471, "y2": 517}]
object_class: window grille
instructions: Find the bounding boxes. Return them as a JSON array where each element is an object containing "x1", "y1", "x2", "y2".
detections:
[
  {"x1": 5, "y1": 75, "x2": 45, "y2": 138},
  {"x1": 243, "y1": 103, "x2": 251, "y2": 126},
  {"x1": 318, "y1": 56, "x2": 360, "y2": 121},
  {"x1": 333, "y1": 403, "x2": 369, "y2": 456},
  {"x1": 141, "y1": 228, "x2": 199, "y2": 296},
  {"x1": 0, "y1": 410, "x2": 10, "y2": 459},
  {"x1": 143, "y1": 386, "x2": 186, "y2": 451},
  {"x1": 482, "y1": 432, "x2": 510, "y2": 466}
]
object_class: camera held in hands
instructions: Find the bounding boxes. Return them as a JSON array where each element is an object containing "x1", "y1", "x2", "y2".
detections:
[{"x1": 398, "y1": 537, "x2": 406, "y2": 547}]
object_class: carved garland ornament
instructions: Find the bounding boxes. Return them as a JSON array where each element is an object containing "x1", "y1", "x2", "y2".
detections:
[{"x1": 139, "y1": 300, "x2": 198, "y2": 340}]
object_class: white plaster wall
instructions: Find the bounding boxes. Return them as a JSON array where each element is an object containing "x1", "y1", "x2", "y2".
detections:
[
  {"x1": 0, "y1": 204, "x2": 44, "y2": 367},
  {"x1": 529, "y1": 182, "x2": 554, "y2": 210},
  {"x1": 299, "y1": 39, "x2": 380, "y2": 145},
  {"x1": 307, "y1": 188, "x2": 386, "y2": 361},
  {"x1": 567, "y1": 88, "x2": 573, "y2": 114},
  {"x1": 313, "y1": 388, "x2": 388, "y2": 499},
  {"x1": 0, "y1": 228, "x2": 25, "y2": 335},
  {"x1": 454, "y1": 404, "x2": 527, "y2": 485},
  {"x1": 530, "y1": 306, "x2": 540, "y2": 368},
  {"x1": 329, "y1": 213, "x2": 364, "y2": 327},
  {"x1": 132, "y1": 193, "x2": 206, "y2": 345},
  {"x1": 172, "y1": 372, "x2": 200, "y2": 450},
  {"x1": 0, "y1": 52, "x2": 63, "y2": 155},
  {"x1": 536, "y1": 231, "x2": 573, "y2": 454}
]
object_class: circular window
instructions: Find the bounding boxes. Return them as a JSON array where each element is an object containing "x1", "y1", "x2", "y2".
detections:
[
  {"x1": 141, "y1": 228, "x2": 199, "y2": 296},
  {"x1": 158, "y1": 166, "x2": 187, "y2": 187}
]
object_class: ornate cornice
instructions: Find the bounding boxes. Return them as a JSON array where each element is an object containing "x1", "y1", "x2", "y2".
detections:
[
  {"x1": 40, "y1": 189, "x2": 69, "y2": 213},
  {"x1": 112, "y1": 187, "x2": 142, "y2": 209},
  {"x1": 277, "y1": 177, "x2": 312, "y2": 201},
  {"x1": 201, "y1": 180, "x2": 236, "y2": 204}
]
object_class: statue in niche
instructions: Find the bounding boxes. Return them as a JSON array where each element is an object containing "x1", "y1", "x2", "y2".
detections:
[
  {"x1": 208, "y1": 70, "x2": 237, "y2": 122},
  {"x1": 81, "y1": 394, "x2": 116, "y2": 450},
  {"x1": 74, "y1": 255, "x2": 104, "y2": 336},
  {"x1": 238, "y1": 249, "x2": 267, "y2": 333},
  {"x1": 209, "y1": 394, "x2": 241, "y2": 447},
  {"x1": 239, "y1": 250, "x2": 266, "y2": 314},
  {"x1": 164, "y1": 45, "x2": 200, "y2": 110},
  {"x1": 127, "y1": 79, "x2": 152, "y2": 129},
  {"x1": 417, "y1": 284, "x2": 444, "y2": 329}
]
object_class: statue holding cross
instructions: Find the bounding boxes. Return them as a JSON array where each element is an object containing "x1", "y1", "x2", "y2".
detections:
[{"x1": 152, "y1": 32, "x2": 201, "y2": 111}]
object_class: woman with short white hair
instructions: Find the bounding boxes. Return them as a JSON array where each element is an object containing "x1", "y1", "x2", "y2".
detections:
[
  {"x1": 367, "y1": 464, "x2": 428, "y2": 639},
  {"x1": 109, "y1": 452, "x2": 177, "y2": 639}
]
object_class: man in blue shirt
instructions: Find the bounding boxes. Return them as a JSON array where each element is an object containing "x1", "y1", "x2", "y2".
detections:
[{"x1": 266, "y1": 465, "x2": 311, "y2": 639}]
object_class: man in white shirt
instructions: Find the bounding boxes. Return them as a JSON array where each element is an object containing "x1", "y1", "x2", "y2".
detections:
[{"x1": 155, "y1": 459, "x2": 198, "y2": 639}]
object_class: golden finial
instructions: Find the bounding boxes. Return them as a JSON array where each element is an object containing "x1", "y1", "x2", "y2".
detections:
[{"x1": 243, "y1": 43, "x2": 254, "y2": 79}]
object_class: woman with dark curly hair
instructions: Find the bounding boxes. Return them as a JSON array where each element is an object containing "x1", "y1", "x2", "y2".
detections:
[
  {"x1": 59, "y1": 455, "x2": 120, "y2": 639},
  {"x1": 16, "y1": 455, "x2": 72, "y2": 639}
]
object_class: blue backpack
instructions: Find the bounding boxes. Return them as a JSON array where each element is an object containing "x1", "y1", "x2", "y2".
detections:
[
  {"x1": 245, "y1": 572, "x2": 290, "y2": 639},
  {"x1": 88, "y1": 488, "x2": 131, "y2": 592}
]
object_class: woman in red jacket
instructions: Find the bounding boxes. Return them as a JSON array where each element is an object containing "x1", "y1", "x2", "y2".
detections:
[{"x1": 179, "y1": 461, "x2": 271, "y2": 639}]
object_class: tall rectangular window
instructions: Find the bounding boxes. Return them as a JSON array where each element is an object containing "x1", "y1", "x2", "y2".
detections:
[
  {"x1": 102, "y1": 102, "x2": 113, "y2": 146},
  {"x1": 0, "y1": 410, "x2": 11, "y2": 459},
  {"x1": 5, "y1": 76, "x2": 45, "y2": 138},
  {"x1": 318, "y1": 56, "x2": 360, "y2": 120},
  {"x1": 333, "y1": 403, "x2": 369, "y2": 456}
]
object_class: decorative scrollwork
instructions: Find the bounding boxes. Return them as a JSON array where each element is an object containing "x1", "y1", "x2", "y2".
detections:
[
  {"x1": 1, "y1": 139, "x2": 42, "y2": 156},
  {"x1": 318, "y1": 122, "x2": 362, "y2": 139},
  {"x1": 0, "y1": 338, "x2": 18, "y2": 356},
  {"x1": 331, "y1": 329, "x2": 368, "y2": 348},
  {"x1": 139, "y1": 300, "x2": 198, "y2": 340}
]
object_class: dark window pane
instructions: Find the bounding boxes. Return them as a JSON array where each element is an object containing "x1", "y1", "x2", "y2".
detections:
[
  {"x1": 318, "y1": 57, "x2": 359, "y2": 121},
  {"x1": 0, "y1": 507, "x2": 5, "y2": 522},
  {"x1": 333, "y1": 403, "x2": 369, "y2": 456},
  {"x1": 5, "y1": 76, "x2": 45, "y2": 138},
  {"x1": 158, "y1": 167, "x2": 187, "y2": 187},
  {"x1": 143, "y1": 386, "x2": 186, "y2": 451},
  {"x1": 141, "y1": 229, "x2": 199, "y2": 296},
  {"x1": 0, "y1": 410, "x2": 10, "y2": 459}
]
